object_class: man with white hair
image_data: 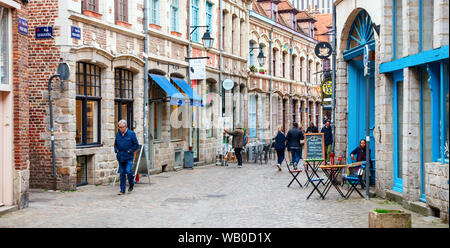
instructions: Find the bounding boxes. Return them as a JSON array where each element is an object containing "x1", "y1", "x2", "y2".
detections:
[
  {"x1": 114, "y1": 120, "x2": 139, "y2": 195},
  {"x1": 224, "y1": 123, "x2": 245, "y2": 167}
]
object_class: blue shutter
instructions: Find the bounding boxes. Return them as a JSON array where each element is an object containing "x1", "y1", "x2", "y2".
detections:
[{"x1": 192, "y1": 0, "x2": 199, "y2": 42}]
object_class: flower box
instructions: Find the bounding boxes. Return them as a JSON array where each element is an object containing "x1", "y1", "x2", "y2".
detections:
[{"x1": 368, "y1": 209, "x2": 411, "y2": 228}]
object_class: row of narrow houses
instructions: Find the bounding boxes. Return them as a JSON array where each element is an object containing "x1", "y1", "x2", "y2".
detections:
[{"x1": 1, "y1": 0, "x2": 326, "y2": 210}]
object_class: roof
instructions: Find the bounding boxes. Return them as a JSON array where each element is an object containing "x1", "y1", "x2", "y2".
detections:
[{"x1": 311, "y1": 13, "x2": 332, "y2": 42}]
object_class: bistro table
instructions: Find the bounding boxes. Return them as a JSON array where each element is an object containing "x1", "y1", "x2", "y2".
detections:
[
  {"x1": 303, "y1": 159, "x2": 326, "y2": 187},
  {"x1": 318, "y1": 164, "x2": 346, "y2": 199}
]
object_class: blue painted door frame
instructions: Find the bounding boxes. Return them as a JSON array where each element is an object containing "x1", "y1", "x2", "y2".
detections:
[{"x1": 393, "y1": 70, "x2": 403, "y2": 193}]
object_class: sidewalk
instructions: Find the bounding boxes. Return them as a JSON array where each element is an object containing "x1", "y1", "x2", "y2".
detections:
[{"x1": 0, "y1": 161, "x2": 448, "y2": 228}]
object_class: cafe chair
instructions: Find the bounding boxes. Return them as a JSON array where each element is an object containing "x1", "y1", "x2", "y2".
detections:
[
  {"x1": 285, "y1": 158, "x2": 303, "y2": 188},
  {"x1": 303, "y1": 161, "x2": 326, "y2": 200},
  {"x1": 343, "y1": 162, "x2": 366, "y2": 199}
]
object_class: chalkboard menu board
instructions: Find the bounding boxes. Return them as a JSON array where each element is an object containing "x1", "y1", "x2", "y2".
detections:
[{"x1": 304, "y1": 133, "x2": 325, "y2": 160}]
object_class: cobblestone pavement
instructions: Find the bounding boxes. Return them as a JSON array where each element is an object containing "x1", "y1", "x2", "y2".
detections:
[{"x1": 0, "y1": 161, "x2": 448, "y2": 228}]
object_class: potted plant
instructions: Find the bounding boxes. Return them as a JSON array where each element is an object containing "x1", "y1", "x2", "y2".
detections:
[
  {"x1": 368, "y1": 209, "x2": 412, "y2": 228},
  {"x1": 259, "y1": 68, "x2": 265, "y2": 74},
  {"x1": 249, "y1": 65, "x2": 257, "y2": 73}
]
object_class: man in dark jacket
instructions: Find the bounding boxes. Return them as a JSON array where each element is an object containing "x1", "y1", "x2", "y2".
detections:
[
  {"x1": 321, "y1": 120, "x2": 333, "y2": 163},
  {"x1": 224, "y1": 123, "x2": 245, "y2": 167},
  {"x1": 114, "y1": 120, "x2": 139, "y2": 195},
  {"x1": 286, "y1": 122, "x2": 304, "y2": 169},
  {"x1": 306, "y1": 122, "x2": 319, "y2": 133}
]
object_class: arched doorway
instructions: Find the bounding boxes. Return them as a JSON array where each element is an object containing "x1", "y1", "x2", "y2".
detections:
[{"x1": 343, "y1": 10, "x2": 376, "y2": 184}]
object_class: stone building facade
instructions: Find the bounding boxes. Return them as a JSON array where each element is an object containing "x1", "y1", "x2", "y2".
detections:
[
  {"x1": 248, "y1": 0, "x2": 323, "y2": 143},
  {"x1": 335, "y1": 0, "x2": 448, "y2": 223}
]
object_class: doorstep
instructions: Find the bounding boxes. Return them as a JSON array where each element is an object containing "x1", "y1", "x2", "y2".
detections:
[{"x1": 0, "y1": 205, "x2": 19, "y2": 217}]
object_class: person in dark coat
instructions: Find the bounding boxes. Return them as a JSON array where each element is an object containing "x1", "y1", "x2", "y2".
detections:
[
  {"x1": 114, "y1": 120, "x2": 139, "y2": 195},
  {"x1": 224, "y1": 123, "x2": 245, "y2": 167},
  {"x1": 272, "y1": 126, "x2": 286, "y2": 171},
  {"x1": 321, "y1": 120, "x2": 333, "y2": 163},
  {"x1": 286, "y1": 122, "x2": 304, "y2": 169},
  {"x1": 306, "y1": 121, "x2": 319, "y2": 133}
]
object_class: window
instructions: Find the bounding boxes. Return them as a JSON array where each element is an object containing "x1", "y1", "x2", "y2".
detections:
[
  {"x1": 282, "y1": 52, "x2": 286, "y2": 78},
  {"x1": 249, "y1": 95, "x2": 257, "y2": 138},
  {"x1": 300, "y1": 101, "x2": 303, "y2": 125},
  {"x1": 114, "y1": 68, "x2": 133, "y2": 133},
  {"x1": 76, "y1": 62, "x2": 102, "y2": 146},
  {"x1": 191, "y1": 0, "x2": 200, "y2": 42},
  {"x1": 300, "y1": 57, "x2": 304, "y2": 82},
  {"x1": 205, "y1": 83, "x2": 214, "y2": 138},
  {"x1": 308, "y1": 60, "x2": 312, "y2": 83},
  {"x1": 420, "y1": 0, "x2": 433, "y2": 52},
  {"x1": 315, "y1": 102, "x2": 320, "y2": 127},
  {"x1": 170, "y1": 0, "x2": 179, "y2": 32},
  {"x1": 292, "y1": 56, "x2": 295, "y2": 80},
  {"x1": 206, "y1": 2, "x2": 213, "y2": 34},
  {"x1": 115, "y1": 0, "x2": 128, "y2": 22},
  {"x1": 82, "y1": 0, "x2": 99, "y2": 12},
  {"x1": 0, "y1": 6, "x2": 8, "y2": 86},
  {"x1": 149, "y1": 0, "x2": 159, "y2": 25},
  {"x1": 272, "y1": 49, "x2": 276, "y2": 76},
  {"x1": 150, "y1": 84, "x2": 162, "y2": 141},
  {"x1": 394, "y1": 0, "x2": 403, "y2": 59},
  {"x1": 171, "y1": 105, "x2": 182, "y2": 139},
  {"x1": 249, "y1": 41, "x2": 255, "y2": 66},
  {"x1": 272, "y1": 95, "x2": 278, "y2": 133}
]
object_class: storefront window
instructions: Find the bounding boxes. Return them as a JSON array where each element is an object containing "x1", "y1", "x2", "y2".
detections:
[
  {"x1": 0, "y1": 6, "x2": 8, "y2": 86},
  {"x1": 443, "y1": 62, "x2": 449, "y2": 161},
  {"x1": 422, "y1": 69, "x2": 432, "y2": 164},
  {"x1": 171, "y1": 105, "x2": 182, "y2": 139},
  {"x1": 114, "y1": 68, "x2": 133, "y2": 133}
]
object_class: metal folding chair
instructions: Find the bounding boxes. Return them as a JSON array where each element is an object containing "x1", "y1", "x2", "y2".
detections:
[
  {"x1": 343, "y1": 162, "x2": 367, "y2": 199},
  {"x1": 303, "y1": 161, "x2": 326, "y2": 200},
  {"x1": 285, "y1": 157, "x2": 303, "y2": 188}
]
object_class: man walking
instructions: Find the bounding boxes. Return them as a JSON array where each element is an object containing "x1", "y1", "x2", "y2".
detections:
[
  {"x1": 321, "y1": 120, "x2": 333, "y2": 164},
  {"x1": 286, "y1": 122, "x2": 304, "y2": 169},
  {"x1": 224, "y1": 123, "x2": 245, "y2": 167},
  {"x1": 114, "y1": 120, "x2": 139, "y2": 195},
  {"x1": 306, "y1": 121, "x2": 318, "y2": 133}
]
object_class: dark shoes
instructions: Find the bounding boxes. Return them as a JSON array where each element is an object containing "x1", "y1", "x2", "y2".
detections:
[
  {"x1": 118, "y1": 191, "x2": 125, "y2": 195},
  {"x1": 128, "y1": 184, "x2": 134, "y2": 192}
]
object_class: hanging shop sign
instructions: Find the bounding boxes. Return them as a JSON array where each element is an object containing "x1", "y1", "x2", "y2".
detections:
[
  {"x1": 71, "y1": 26, "x2": 81, "y2": 40},
  {"x1": 189, "y1": 59, "x2": 206, "y2": 80},
  {"x1": 314, "y1": 42, "x2": 332, "y2": 59},
  {"x1": 321, "y1": 77, "x2": 332, "y2": 103},
  {"x1": 18, "y1": 17, "x2": 28, "y2": 36},
  {"x1": 35, "y1": 26, "x2": 53, "y2": 39}
]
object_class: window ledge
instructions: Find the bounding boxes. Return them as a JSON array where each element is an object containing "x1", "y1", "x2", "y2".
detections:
[
  {"x1": 76, "y1": 143, "x2": 103, "y2": 149},
  {"x1": 116, "y1": 20, "x2": 132, "y2": 29},
  {"x1": 149, "y1": 24, "x2": 162, "y2": 30},
  {"x1": 170, "y1": 139, "x2": 184, "y2": 142},
  {"x1": 170, "y1": 31, "x2": 182, "y2": 37},
  {"x1": 83, "y1": 10, "x2": 103, "y2": 20}
]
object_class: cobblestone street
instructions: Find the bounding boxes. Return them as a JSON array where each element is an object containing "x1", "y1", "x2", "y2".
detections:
[{"x1": 0, "y1": 162, "x2": 448, "y2": 228}]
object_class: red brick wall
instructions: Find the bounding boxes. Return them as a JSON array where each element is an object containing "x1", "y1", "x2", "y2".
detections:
[
  {"x1": 26, "y1": 0, "x2": 62, "y2": 189},
  {"x1": 11, "y1": 1, "x2": 30, "y2": 173}
]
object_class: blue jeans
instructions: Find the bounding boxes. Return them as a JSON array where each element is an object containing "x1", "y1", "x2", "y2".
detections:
[
  {"x1": 290, "y1": 148, "x2": 301, "y2": 165},
  {"x1": 119, "y1": 159, "x2": 134, "y2": 193}
]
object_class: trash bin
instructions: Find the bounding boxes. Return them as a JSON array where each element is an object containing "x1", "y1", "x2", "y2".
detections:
[{"x1": 184, "y1": 151, "x2": 194, "y2": 168}]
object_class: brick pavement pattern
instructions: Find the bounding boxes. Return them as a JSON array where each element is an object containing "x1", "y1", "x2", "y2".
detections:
[{"x1": 0, "y1": 162, "x2": 448, "y2": 228}]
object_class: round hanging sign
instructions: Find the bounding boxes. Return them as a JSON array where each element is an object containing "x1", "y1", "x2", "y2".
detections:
[
  {"x1": 314, "y1": 42, "x2": 333, "y2": 59},
  {"x1": 222, "y1": 79, "x2": 234, "y2": 90},
  {"x1": 57, "y1": 62, "x2": 71, "y2": 81}
]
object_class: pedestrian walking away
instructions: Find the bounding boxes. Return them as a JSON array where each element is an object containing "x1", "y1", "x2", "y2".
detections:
[
  {"x1": 306, "y1": 122, "x2": 319, "y2": 133},
  {"x1": 285, "y1": 122, "x2": 304, "y2": 169},
  {"x1": 114, "y1": 120, "x2": 139, "y2": 195},
  {"x1": 224, "y1": 123, "x2": 245, "y2": 167},
  {"x1": 272, "y1": 126, "x2": 286, "y2": 171},
  {"x1": 321, "y1": 120, "x2": 333, "y2": 164}
]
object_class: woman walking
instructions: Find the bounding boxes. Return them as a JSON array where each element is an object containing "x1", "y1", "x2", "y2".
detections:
[{"x1": 272, "y1": 126, "x2": 286, "y2": 171}]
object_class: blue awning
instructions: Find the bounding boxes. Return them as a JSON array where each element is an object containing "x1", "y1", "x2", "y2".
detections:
[
  {"x1": 170, "y1": 77, "x2": 204, "y2": 107},
  {"x1": 149, "y1": 74, "x2": 185, "y2": 105}
]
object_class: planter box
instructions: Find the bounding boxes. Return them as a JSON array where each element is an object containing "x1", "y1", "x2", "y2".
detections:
[{"x1": 369, "y1": 209, "x2": 412, "y2": 228}]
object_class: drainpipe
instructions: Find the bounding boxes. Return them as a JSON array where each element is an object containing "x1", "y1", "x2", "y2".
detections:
[
  {"x1": 219, "y1": 0, "x2": 223, "y2": 116},
  {"x1": 290, "y1": 35, "x2": 294, "y2": 127},
  {"x1": 269, "y1": 26, "x2": 273, "y2": 137},
  {"x1": 331, "y1": 3, "x2": 336, "y2": 154},
  {"x1": 188, "y1": 0, "x2": 192, "y2": 149},
  {"x1": 143, "y1": 0, "x2": 151, "y2": 174}
]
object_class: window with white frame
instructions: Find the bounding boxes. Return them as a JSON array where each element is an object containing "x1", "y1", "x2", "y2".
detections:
[
  {"x1": 191, "y1": 0, "x2": 200, "y2": 42},
  {"x1": 249, "y1": 94, "x2": 257, "y2": 138},
  {"x1": 170, "y1": 0, "x2": 179, "y2": 32},
  {"x1": 0, "y1": 6, "x2": 8, "y2": 86},
  {"x1": 394, "y1": 0, "x2": 403, "y2": 59},
  {"x1": 149, "y1": 0, "x2": 159, "y2": 25},
  {"x1": 206, "y1": 1, "x2": 213, "y2": 34}
]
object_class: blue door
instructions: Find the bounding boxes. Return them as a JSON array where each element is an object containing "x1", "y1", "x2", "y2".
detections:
[
  {"x1": 347, "y1": 60, "x2": 376, "y2": 166},
  {"x1": 393, "y1": 70, "x2": 404, "y2": 192}
]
